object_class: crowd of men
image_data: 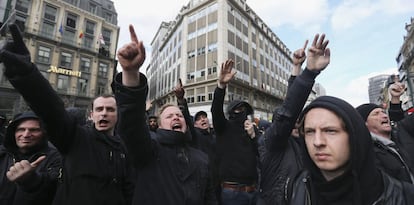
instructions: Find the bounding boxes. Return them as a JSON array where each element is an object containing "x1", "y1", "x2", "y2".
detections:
[{"x1": 1, "y1": 23, "x2": 414, "y2": 205}]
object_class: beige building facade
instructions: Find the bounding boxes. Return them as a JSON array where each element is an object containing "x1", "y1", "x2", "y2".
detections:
[
  {"x1": 0, "y1": 0, "x2": 119, "y2": 118},
  {"x1": 147, "y1": 0, "x2": 294, "y2": 121}
]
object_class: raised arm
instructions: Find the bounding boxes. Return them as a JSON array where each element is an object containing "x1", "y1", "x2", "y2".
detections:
[
  {"x1": 0, "y1": 24, "x2": 76, "y2": 153},
  {"x1": 388, "y1": 81, "x2": 405, "y2": 122},
  {"x1": 288, "y1": 40, "x2": 308, "y2": 88},
  {"x1": 211, "y1": 59, "x2": 236, "y2": 134},
  {"x1": 113, "y1": 24, "x2": 152, "y2": 167},
  {"x1": 265, "y1": 34, "x2": 330, "y2": 152},
  {"x1": 174, "y1": 78, "x2": 199, "y2": 148}
]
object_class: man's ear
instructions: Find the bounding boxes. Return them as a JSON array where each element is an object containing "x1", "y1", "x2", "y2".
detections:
[{"x1": 89, "y1": 110, "x2": 94, "y2": 119}]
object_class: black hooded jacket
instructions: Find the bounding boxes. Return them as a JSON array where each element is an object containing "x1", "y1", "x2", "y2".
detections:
[
  {"x1": 287, "y1": 96, "x2": 414, "y2": 205},
  {"x1": 113, "y1": 73, "x2": 217, "y2": 205},
  {"x1": 258, "y1": 68, "x2": 318, "y2": 205},
  {"x1": 211, "y1": 87, "x2": 259, "y2": 185},
  {"x1": 5, "y1": 67, "x2": 135, "y2": 205},
  {"x1": 0, "y1": 111, "x2": 62, "y2": 205}
]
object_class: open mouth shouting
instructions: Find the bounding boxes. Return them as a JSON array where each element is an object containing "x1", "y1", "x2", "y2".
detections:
[
  {"x1": 98, "y1": 119, "x2": 110, "y2": 128},
  {"x1": 172, "y1": 123, "x2": 183, "y2": 132}
]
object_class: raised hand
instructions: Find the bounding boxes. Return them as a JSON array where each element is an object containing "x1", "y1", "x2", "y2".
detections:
[
  {"x1": 0, "y1": 24, "x2": 33, "y2": 76},
  {"x1": 293, "y1": 40, "x2": 308, "y2": 66},
  {"x1": 218, "y1": 59, "x2": 236, "y2": 88},
  {"x1": 6, "y1": 155, "x2": 46, "y2": 182},
  {"x1": 389, "y1": 82, "x2": 406, "y2": 103},
  {"x1": 174, "y1": 78, "x2": 185, "y2": 101},
  {"x1": 291, "y1": 40, "x2": 308, "y2": 76},
  {"x1": 306, "y1": 34, "x2": 330, "y2": 72},
  {"x1": 244, "y1": 120, "x2": 256, "y2": 139},
  {"x1": 118, "y1": 24, "x2": 146, "y2": 86}
]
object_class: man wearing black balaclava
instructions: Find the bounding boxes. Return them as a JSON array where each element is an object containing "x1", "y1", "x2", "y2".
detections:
[{"x1": 211, "y1": 59, "x2": 259, "y2": 205}]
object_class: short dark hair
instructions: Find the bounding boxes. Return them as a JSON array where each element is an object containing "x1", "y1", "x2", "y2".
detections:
[{"x1": 90, "y1": 94, "x2": 115, "y2": 110}]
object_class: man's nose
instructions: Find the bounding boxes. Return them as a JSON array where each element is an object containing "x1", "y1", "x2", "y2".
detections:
[
  {"x1": 21, "y1": 129, "x2": 32, "y2": 137},
  {"x1": 313, "y1": 131, "x2": 325, "y2": 147}
]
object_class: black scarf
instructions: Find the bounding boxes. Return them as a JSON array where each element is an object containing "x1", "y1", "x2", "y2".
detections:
[
  {"x1": 229, "y1": 110, "x2": 248, "y2": 124},
  {"x1": 312, "y1": 170, "x2": 353, "y2": 205}
]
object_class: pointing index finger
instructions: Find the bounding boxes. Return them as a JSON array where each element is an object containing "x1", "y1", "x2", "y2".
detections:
[
  {"x1": 30, "y1": 155, "x2": 46, "y2": 167},
  {"x1": 8, "y1": 24, "x2": 25, "y2": 48},
  {"x1": 129, "y1": 24, "x2": 139, "y2": 44},
  {"x1": 302, "y1": 40, "x2": 308, "y2": 50}
]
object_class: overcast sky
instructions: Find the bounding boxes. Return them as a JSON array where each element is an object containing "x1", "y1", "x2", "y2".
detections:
[{"x1": 114, "y1": 0, "x2": 414, "y2": 106}]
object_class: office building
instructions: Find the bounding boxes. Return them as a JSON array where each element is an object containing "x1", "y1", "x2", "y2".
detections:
[
  {"x1": 146, "y1": 0, "x2": 294, "y2": 121},
  {"x1": 368, "y1": 74, "x2": 390, "y2": 106}
]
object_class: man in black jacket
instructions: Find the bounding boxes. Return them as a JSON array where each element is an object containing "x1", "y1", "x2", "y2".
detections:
[
  {"x1": 113, "y1": 24, "x2": 217, "y2": 205},
  {"x1": 356, "y1": 101, "x2": 414, "y2": 184},
  {"x1": 174, "y1": 79, "x2": 221, "y2": 204},
  {"x1": 0, "y1": 24, "x2": 134, "y2": 205},
  {"x1": 288, "y1": 96, "x2": 414, "y2": 204},
  {"x1": 211, "y1": 59, "x2": 260, "y2": 205},
  {"x1": 0, "y1": 111, "x2": 61, "y2": 205},
  {"x1": 356, "y1": 80, "x2": 414, "y2": 184}
]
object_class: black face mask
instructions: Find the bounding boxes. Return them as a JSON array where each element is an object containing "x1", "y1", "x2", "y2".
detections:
[{"x1": 229, "y1": 110, "x2": 248, "y2": 123}]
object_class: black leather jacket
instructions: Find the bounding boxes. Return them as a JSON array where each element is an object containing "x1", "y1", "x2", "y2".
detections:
[
  {"x1": 288, "y1": 170, "x2": 414, "y2": 205},
  {"x1": 258, "y1": 69, "x2": 319, "y2": 205}
]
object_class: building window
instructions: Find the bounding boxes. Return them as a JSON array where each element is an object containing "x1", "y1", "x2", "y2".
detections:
[
  {"x1": 67, "y1": 0, "x2": 79, "y2": 6},
  {"x1": 41, "y1": 21, "x2": 55, "y2": 36},
  {"x1": 37, "y1": 46, "x2": 51, "y2": 63},
  {"x1": 57, "y1": 75, "x2": 69, "y2": 91},
  {"x1": 80, "y1": 57, "x2": 91, "y2": 73},
  {"x1": 186, "y1": 96, "x2": 195, "y2": 104},
  {"x1": 62, "y1": 29, "x2": 76, "y2": 45},
  {"x1": 187, "y1": 50, "x2": 196, "y2": 59},
  {"x1": 208, "y1": 43, "x2": 217, "y2": 52},
  {"x1": 197, "y1": 95, "x2": 206, "y2": 102},
  {"x1": 187, "y1": 73, "x2": 195, "y2": 80},
  {"x1": 15, "y1": 0, "x2": 30, "y2": 13},
  {"x1": 104, "y1": 12, "x2": 113, "y2": 22},
  {"x1": 208, "y1": 66, "x2": 217, "y2": 75},
  {"x1": 102, "y1": 29, "x2": 111, "y2": 45},
  {"x1": 98, "y1": 62, "x2": 108, "y2": 78},
  {"x1": 60, "y1": 52, "x2": 72, "y2": 68},
  {"x1": 83, "y1": 36, "x2": 93, "y2": 49},
  {"x1": 96, "y1": 83, "x2": 106, "y2": 96},
  {"x1": 66, "y1": 13, "x2": 77, "y2": 28},
  {"x1": 88, "y1": 3, "x2": 97, "y2": 14},
  {"x1": 44, "y1": 5, "x2": 57, "y2": 22},
  {"x1": 85, "y1": 20, "x2": 95, "y2": 35},
  {"x1": 78, "y1": 78, "x2": 88, "y2": 95}
]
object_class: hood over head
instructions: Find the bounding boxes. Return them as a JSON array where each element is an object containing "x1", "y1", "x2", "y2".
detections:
[
  {"x1": 4, "y1": 111, "x2": 48, "y2": 154},
  {"x1": 299, "y1": 96, "x2": 383, "y2": 205},
  {"x1": 226, "y1": 100, "x2": 254, "y2": 115},
  {"x1": 226, "y1": 100, "x2": 254, "y2": 124}
]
